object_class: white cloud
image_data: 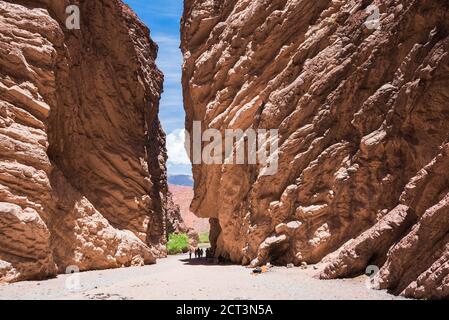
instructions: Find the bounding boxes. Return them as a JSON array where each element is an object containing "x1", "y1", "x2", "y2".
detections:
[{"x1": 167, "y1": 129, "x2": 190, "y2": 165}]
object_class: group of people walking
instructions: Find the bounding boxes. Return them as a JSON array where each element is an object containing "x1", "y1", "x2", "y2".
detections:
[{"x1": 189, "y1": 247, "x2": 212, "y2": 260}]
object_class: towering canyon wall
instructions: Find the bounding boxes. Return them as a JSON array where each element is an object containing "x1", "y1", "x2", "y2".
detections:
[
  {"x1": 0, "y1": 0, "x2": 168, "y2": 282},
  {"x1": 181, "y1": 0, "x2": 449, "y2": 299}
]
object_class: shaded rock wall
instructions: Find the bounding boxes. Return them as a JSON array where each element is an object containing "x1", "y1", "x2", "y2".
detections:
[
  {"x1": 181, "y1": 0, "x2": 449, "y2": 299},
  {"x1": 0, "y1": 0, "x2": 167, "y2": 282}
]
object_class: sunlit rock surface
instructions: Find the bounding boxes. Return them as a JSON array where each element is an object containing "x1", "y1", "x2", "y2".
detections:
[
  {"x1": 181, "y1": 0, "x2": 449, "y2": 299},
  {"x1": 0, "y1": 0, "x2": 168, "y2": 282}
]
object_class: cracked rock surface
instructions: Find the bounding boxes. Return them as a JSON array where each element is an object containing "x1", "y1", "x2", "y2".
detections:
[
  {"x1": 181, "y1": 0, "x2": 449, "y2": 299},
  {"x1": 0, "y1": 0, "x2": 168, "y2": 282}
]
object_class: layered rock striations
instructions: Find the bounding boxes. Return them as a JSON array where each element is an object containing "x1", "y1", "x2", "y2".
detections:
[
  {"x1": 0, "y1": 0, "x2": 168, "y2": 282},
  {"x1": 181, "y1": 0, "x2": 449, "y2": 298}
]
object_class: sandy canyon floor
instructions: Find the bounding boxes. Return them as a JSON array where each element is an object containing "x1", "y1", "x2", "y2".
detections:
[{"x1": 0, "y1": 253, "x2": 405, "y2": 300}]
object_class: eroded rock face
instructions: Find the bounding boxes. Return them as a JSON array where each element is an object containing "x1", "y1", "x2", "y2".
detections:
[
  {"x1": 0, "y1": 0, "x2": 167, "y2": 282},
  {"x1": 169, "y1": 184, "x2": 210, "y2": 234},
  {"x1": 181, "y1": 0, "x2": 449, "y2": 298},
  {"x1": 321, "y1": 144, "x2": 449, "y2": 299},
  {"x1": 166, "y1": 191, "x2": 199, "y2": 248}
]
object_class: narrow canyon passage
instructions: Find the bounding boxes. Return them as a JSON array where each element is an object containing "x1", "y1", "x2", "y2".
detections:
[
  {"x1": 0, "y1": 254, "x2": 403, "y2": 300},
  {"x1": 1, "y1": 0, "x2": 448, "y2": 301}
]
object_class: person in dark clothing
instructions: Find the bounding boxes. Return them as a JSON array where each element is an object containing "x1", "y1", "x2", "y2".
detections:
[
  {"x1": 205, "y1": 248, "x2": 211, "y2": 263},
  {"x1": 189, "y1": 249, "x2": 192, "y2": 260}
]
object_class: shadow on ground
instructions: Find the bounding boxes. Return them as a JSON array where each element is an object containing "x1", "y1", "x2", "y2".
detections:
[{"x1": 179, "y1": 258, "x2": 236, "y2": 267}]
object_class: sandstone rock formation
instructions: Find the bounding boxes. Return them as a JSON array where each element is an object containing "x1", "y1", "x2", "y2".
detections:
[
  {"x1": 169, "y1": 184, "x2": 210, "y2": 234},
  {"x1": 321, "y1": 145, "x2": 449, "y2": 299},
  {"x1": 0, "y1": 0, "x2": 168, "y2": 283},
  {"x1": 181, "y1": 0, "x2": 449, "y2": 299},
  {"x1": 166, "y1": 189, "x2": 199, "y2": 248}
]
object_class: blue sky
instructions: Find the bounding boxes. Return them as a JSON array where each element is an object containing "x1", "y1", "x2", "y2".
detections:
[{"x1": 124, "y1": 0, "x2": 191, "y2": 175}]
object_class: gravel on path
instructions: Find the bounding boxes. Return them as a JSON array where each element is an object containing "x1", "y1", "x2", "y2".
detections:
[{"x1": 0, "y1": 253, "x2": 405, "y2": 300}]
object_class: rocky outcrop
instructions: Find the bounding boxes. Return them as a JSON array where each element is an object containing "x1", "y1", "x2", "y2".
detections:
[
  {"x1": 0, "y1": 0, "x2": 167, "y2": 283},
  {"x1": 181, "y1": 0, "x2": 449, "y2": 299},
  {"x1": 321, "y1": 144, "x2": 449, "y2": 299},
  {"x1": 169, "y1": 184, "x2": 210, "y2": 234},
  {"x1": 166, "y1": 190, "x2": 199, "y2": 248}
]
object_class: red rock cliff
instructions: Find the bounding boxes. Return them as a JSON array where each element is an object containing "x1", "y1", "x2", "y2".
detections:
[
  {"x1": 0, "y1": 0, "x2": 168, "y2": 282},
  {"x1": 181, "y1": 0, "x2": 449, "y2": 299}
]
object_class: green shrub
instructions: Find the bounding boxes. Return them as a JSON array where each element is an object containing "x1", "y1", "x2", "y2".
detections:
[
  {"x1": 167, "y1": 233, "x2": 190, "y2": 255},
  {"x1": 198, "y1": 232, "x2": 210, "y2": 244}
]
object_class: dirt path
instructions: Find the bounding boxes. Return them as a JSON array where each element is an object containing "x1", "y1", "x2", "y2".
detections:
[{"x1": 0, "y1": 253, "x2": 405, "y2": 300}]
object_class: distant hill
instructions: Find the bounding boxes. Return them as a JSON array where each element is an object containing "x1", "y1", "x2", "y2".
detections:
[
  {"x1": 168, "y1": 174, "x2": 193, "y2": 187},
  {"x1": 169, "y1": 184, "x2": 209, "y2": 234}
]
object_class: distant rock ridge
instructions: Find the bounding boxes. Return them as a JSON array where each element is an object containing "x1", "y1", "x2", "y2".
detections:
[
  {"x1": 169, "y1": 184, "x2": 210, "y2": 234},
  {"x1": 168, "y1": 174, "x2": 194, "y2": 187},
  {"x1": 181, "y1": 0, "x2": 449, "y2": 299},
  {"x1": 166, "y1": 188, "x2": 199, "y2": 248}
]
